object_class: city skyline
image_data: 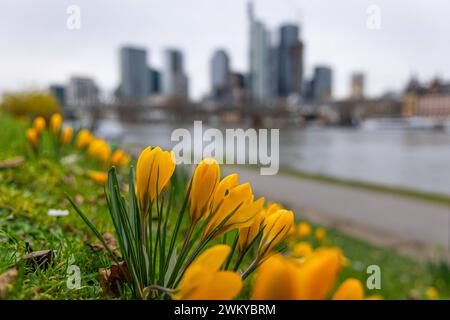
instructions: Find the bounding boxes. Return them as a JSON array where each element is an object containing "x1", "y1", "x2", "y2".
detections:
[{"x1": 1, "y1": 0, "x2": 450, "y2": 101}]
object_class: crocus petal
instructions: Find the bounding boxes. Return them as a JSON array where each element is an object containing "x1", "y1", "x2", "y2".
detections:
[
  {"x1": 332, "y1": 278, "x2": 364, "y2": 300},
  {"x1": 189, "y1": 158, "x2": 220, "y2": 223},
  {"x1": 174, "y1": 244, "x2": 242, "y2": 300},
  {"x1": 193, "y1": 244, "x2": 230, "y2": 271},
  {"x1": 50, "y1": 113, "x2": 62, "y2": 134},
  {"x1": 295, "y1": 248, "x2": 342, "y2": 300},
  {"x1": 75, "y1": 129, "x2": 92, "y2": 149},
  {"x1": 189, "y1": 272, "x2": 242, "y2": 300},
  {"x1": 292, "y1": 242, "x2": 313, "y2": 258},
  {"x1": 259, "y1": 209, "x2": 294, "y2": 255},
  {"x1": 211, "y1": 174, "x2": 239, "y2": 213},
  {"x1": 32, "y1": 117, "x2": 46, "y2": 134},
  {"x1": 61, "y1": 127, "x2": 73, "y2": 144},
  {"x1": 238, "y1": 211, "x2": 264, "y2": 253},
  {"x1": 136, "y1": 147, "x2": 156, "y2": 214},
  {"x1": 251, "y1": 254, "x2": 299, "y2": 300}
]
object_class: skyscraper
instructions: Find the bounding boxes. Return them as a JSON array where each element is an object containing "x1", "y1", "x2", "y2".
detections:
[
  {"x1": 211, "y1": 49, "x2": 230, "y2": 92},
  {"x1": 312, "y1": 66, "x2": 333, "y2": 103},
  {"x1": 277, "y1": 24, "x2": 304, "y2": 97},
  {"x1": 119, "y1": 46, "x2": 149, "y2": 102},
  {"x1": 350, "y1": 72, "x2": 365, "y2": 99},
  {"x1": 210, "y1": 49, "x2": 231, "y2": 103},
  {"x1": 148, "y1": 68, "x2": 162, "y2": 95},
  {"x1": 163, "y1": 49, "x2": 189, "y2": 100},
  {"x1": 66, "y1": 76, "x2": 99, "y2": 107},
  {"x1": 248, "y1": 1, "x2": 271, "y2": 106}
]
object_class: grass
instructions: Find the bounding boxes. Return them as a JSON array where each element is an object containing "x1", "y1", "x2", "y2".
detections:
[
  {"x1": 282, "y1": 168, "x2": 450, "y2": 206},
  {"x1": 327, "y1": 228, "x2": 446, "y2": 300},
  {"x1": 0, "y1": 113, "x2": 448, "y2": 299}
]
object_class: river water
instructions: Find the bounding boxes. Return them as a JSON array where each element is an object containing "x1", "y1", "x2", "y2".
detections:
[{"x1": 97, "y1": 121, "x2": 450, "y2": 196}]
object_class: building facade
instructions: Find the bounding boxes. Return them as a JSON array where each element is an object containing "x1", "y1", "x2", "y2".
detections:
[
  {"x1": 148, "y1": 68, "x2": 162, "y2": 95},
  {"x1": 277, "y1": 24, "x2": 304, "y2": 98},
  {"x1": 248, "y1": 2, "x2": 271, "y2": 106},
  {"x1": 350, "y1": 72, "x2": 365, "y2": 99},
  {"x1": 66, "y1": 76, "x2": 99, "y2": 107},
  {"x1": 403, "y1": 78, "x2": 450, "y2": 117},
  {"x1": 119, "y1": 46, "x2": 149, "y2": 102},
  {"x1": 312, "y1": 66, "x2": 333, "y2": 103},
  {"x1": 163, "y1": 49, "x2": 189, "y2": 100},
  {"x1": 210, "y1": 49, "x2": 232, "y2": 104}
]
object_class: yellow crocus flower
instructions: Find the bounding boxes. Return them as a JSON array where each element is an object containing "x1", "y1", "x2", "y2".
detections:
[
  {"x1": 75, "y1": 129, "x2": 93, "y2": 149},
  {"x1": 295, "y1": 248, "x2": 342, "y2": 299},
  {"x1": 251, "y1": 254, "x2": 300, "y2": 300},
  {"x1": 86, "y1": 170, "x2": 108, "y2": 185},
  {"x1": 173, "y1": 245, "x2": 242, "y2": 300},
  {"x1": 87, "y1": 138, "x2": 111, "y2": 165},
  {"x1": 297, "y1": 222, "x2": 311, "y2": 238},
  {"x1": 252, "y1": 248, "x2": 342, "y2": 300},
  {"x1": 425, "y1": 286, "x2": 439, "y2": 300},
  {"x1": 265, "y1": 203, "x2": 283, "y2": 217},
  {"x1": 292, "y1": 241, "x2": 313, "y2": 258},
  {"x1": 49, "y1": 113, "x2": 62, "y2": 134},
  {"x1": 135, "y1": 146, "x2": 176, "y2": 216},
  {"x1": 259, "y1": 209, "x2": 294, "y2": 256},
  {"x1": 32, "y1": 116, "x2": 46, "y2": 134},
  {"x1": 189, "y1": 158, "x2": 220, "y2": 224},
  {"x1": 210, "y1": 174, "x2": 238, "y2": 214},
  {"x1": 26, "y1": 128, "x2": 39, "y2": 149},
  {"x1": 111, "y1": 149, "x2": 130, "y2": 166},
  {"x1": 238, "y1": 211, "x2": 264, "y2": 253},
  {"x1": 332, "y1": 278, "x2": 364, "y2": 300},
  {"x1": 60, "y1": 127, "x2": 73, "y2": 145},
  {"x1": 203, "y1": 182, "x2": 264, "y2": 239},
  {"x1": 315, "y1": 227, "x2": 326, "y2": 242}
]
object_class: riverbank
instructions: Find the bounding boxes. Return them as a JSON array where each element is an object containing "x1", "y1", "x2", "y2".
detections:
[
  {"x1": 281, "y1": 168, "x2": 450, "y2": 206},
  {"x1": 224, "y1": 166, "x2": 450, "y2": 259}
]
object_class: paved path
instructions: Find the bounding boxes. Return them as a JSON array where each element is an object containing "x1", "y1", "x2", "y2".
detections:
[{"x1": 224, "y1": 166, "x2": 450, "y2": 258}]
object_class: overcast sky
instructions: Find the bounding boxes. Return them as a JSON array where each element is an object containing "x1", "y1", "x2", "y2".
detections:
[{"x1": 1, "y1": 0, "x2": 449, "y2": 100}]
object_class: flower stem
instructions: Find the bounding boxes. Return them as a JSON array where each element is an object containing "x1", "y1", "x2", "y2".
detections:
[{"x1": 241, "y1": 258, "x2": 258, "y2": 280}]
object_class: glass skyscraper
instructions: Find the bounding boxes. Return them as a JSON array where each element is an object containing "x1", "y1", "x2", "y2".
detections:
[
  {"x1": 119, "y1": 46, "x2": 150, "y2": 102},
  {"x1": 163, "y1": 49, "x2": 188, "y2": 100},
  {"x1": 277, "y1": 24, "x2": 304, "y2": 98}
]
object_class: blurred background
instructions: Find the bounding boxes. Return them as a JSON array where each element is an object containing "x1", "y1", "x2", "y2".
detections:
[{"x1": 1, "y1": 0, "x2": 450, "y2": 260}]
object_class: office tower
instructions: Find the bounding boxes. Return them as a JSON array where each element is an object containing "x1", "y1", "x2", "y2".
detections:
[
  {"x1": 269, "y1": 46, "x2": 279, "y2": 101},
  {"x1": 350, "y1": 72, "x2": 365, "y2": 99},
  {"x1": 211, "y1": 49, "x2": 230, "y2": 93},
  {"x1": 66, "y1": 76, "x2": 99, "y2": 107},
  {"x1": 148, "y1": 68, "x2": 162, "y2": 95},
  {"x1": 278, "y1": 24, "x2": 303, "y2": 97},
  {"x1": 303, "y1": 78, "x2": 315, "y2": 101},
  {"x1": 277, "y1": 24, "x2": 304, "y2": 98},
  {"x1": 312, "y1": 66, "x2": 333, "y2": 103},
  {"x1": 163, "y1": 49, "x2": 189, "y2": 100},
  {"x1": 248, "y1": 1, "x2": 271, "y2": 106},
  {"x1": 49, "y1": 84, "x2": 66, "y2": 108},
  {"x1": 119, "y1": 46, "x2": 149, "y2": 102},
  {"x1": 210, "y1": 49, "x2": 232, "y2": 103}
]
